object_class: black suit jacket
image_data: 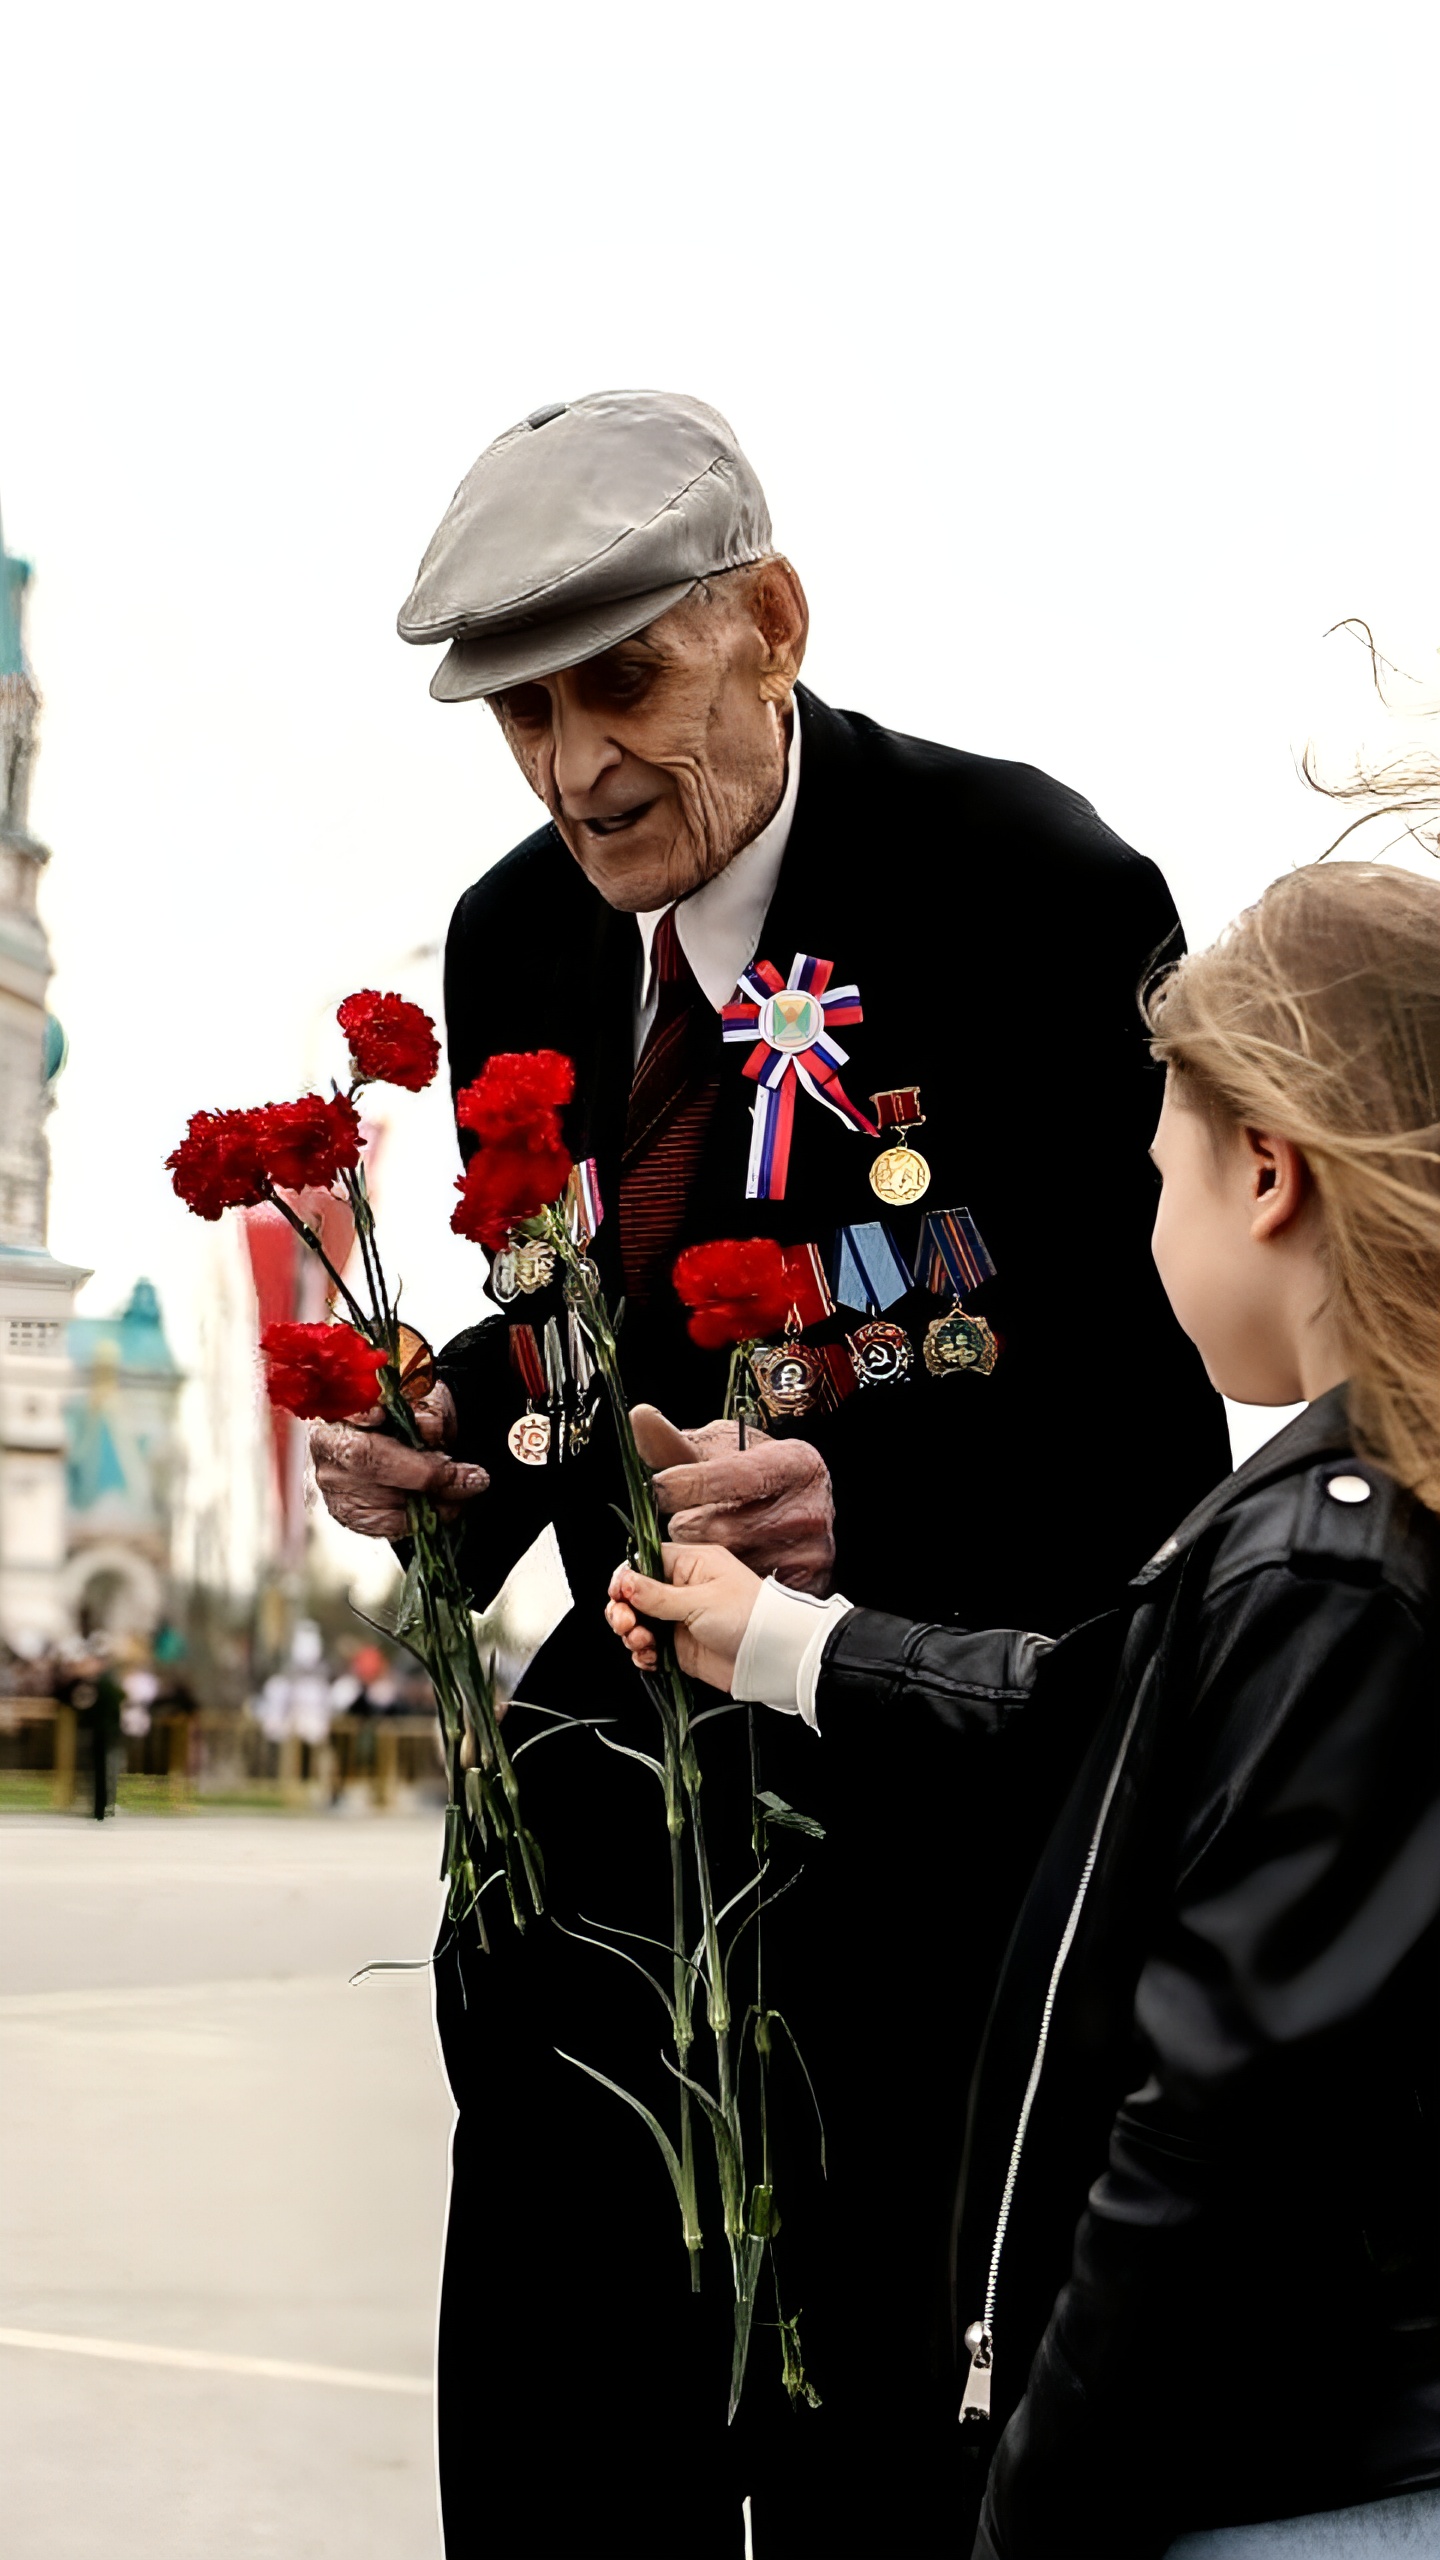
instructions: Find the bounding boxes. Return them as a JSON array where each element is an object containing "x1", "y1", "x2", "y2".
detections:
[{"x1": 430, "y1": 687, "x2": 1229, "y2": 2560}]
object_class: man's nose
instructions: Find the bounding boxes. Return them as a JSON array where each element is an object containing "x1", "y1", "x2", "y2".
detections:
[{"x1": 550, "y1": 697, "x2": 622, "y2": 812}]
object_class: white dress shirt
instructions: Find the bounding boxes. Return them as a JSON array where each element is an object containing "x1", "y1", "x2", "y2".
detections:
[
  {"x1": 731, "y1": 1574, "x2": 854, "y2": 1732},
  {"x1": 632, "y1": 700, "x2": 803, "y2": 1062}
]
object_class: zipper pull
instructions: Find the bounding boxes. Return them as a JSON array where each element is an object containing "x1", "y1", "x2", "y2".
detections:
[{"x1": 959, "y1": 2319, "x2": 993, "y2": 2422}]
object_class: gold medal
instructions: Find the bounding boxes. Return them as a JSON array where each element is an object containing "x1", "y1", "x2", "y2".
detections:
[
  {"x1": 870, "y1": 1143, "x2": 932, "y2": 1207},
  {"x1": 869, "y1": 1087, "x2": 932, "y2": 1206},
  {"x1": 922, "y1": 1309, "x2": 999, "y2": 1379},
  {"x1": 507, "y1": 1411, "x2": 551, "y2": 1465}
]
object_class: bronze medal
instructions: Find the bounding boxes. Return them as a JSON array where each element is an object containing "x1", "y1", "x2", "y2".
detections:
[
  {"x1": 848, "y1": 1319, "x2": 913, "y2": 1387},
  {"x1": 751, "y1": 1340, "x2": 825, "y2": 1421},
  {"x1": 922, "y1": 1309, "x2": 999, "y2": 1379},
  {"x1": 507, "y1": 1411, "x2": 551, "y2": 1465}
]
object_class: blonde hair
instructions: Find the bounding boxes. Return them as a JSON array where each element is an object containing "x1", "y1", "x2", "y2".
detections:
[{"x1": 1147, "y1": 862, "x2": 1440, "y2": 1512}]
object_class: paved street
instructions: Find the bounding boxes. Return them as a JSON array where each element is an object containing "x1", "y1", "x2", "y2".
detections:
[{"x1": 0, "y1": 1812, "x2": 454, "y2": 2558}]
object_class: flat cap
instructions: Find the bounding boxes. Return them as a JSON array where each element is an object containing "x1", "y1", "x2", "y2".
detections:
[{"x1": 398, "y1": 389, "x2": 773, "y2": 701}]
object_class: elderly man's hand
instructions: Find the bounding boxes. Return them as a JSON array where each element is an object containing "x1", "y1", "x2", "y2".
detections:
[
  {"x1": 310, "y1": 1382, "x2": 490, "y2": 1540},
  {"x1": 630, "y1": 1405, "x2": 835, "y2": 1595}
]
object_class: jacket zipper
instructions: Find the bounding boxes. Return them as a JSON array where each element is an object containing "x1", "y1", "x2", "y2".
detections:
[{"x1": 959, "y1": 1685, "x2": 1146, "y2": 2422}]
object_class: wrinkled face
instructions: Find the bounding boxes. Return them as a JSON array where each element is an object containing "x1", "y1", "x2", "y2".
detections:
[
  {"x1": 487, "y1": 567, "x2": 806, "y2": 911},
  {"x1": 1150, "y1": 1076, "x2": 1308, "y2": 1404}
]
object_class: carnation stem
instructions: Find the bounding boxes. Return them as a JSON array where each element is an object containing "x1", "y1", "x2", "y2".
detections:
[{"x1": 263, "y1": 1188, "x2": 373, "y2": 1334}]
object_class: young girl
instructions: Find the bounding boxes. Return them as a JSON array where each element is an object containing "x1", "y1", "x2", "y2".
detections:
[{"x1": 608, "y1": 862, "x2": 1440, "y2": 2559}]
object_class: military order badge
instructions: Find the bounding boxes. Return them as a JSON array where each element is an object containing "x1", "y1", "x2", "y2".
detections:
[
  {"x1": 869, "y1": 1088, "x2": 931, "y2": 1207},
  {"x1": 751, "y1": 1337, "x2": 826, "y2": 1421},
  {"x1": 848, "y1": 1319, "x2": 913, "y2": 1387},
  {"x1": 922, "y1": 1308, "x2": 999, "y2": 1378}
]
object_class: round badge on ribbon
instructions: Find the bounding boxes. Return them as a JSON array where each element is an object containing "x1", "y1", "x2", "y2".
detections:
[{"x1": 722, "y1": 954, "x2": 878, "y2": 1199}]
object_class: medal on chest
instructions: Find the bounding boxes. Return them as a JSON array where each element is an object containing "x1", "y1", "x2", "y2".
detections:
[
  {"x1": 914, "y1": 1208, "x2": 1000, "y2": 1380},
  {"x1": 506, "y1": 1322, "x2": 551, "y2": 1463},
  {"x1": 868, "y1": 1087, "x2": 932, "y2": 1207}
]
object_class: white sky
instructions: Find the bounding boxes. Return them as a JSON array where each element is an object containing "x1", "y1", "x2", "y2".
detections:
[{"x1": 6, "y1": 0, "x2": 1439, "y2": 1517}]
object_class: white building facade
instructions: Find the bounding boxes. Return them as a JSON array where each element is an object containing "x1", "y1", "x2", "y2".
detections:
[{"x1": 0, "y1": 510, "x2": 90, "y2": 1651}]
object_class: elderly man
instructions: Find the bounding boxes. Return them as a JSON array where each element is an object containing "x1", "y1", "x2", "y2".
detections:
[{"x1": 316, "y1": 391, "x2": 1228, "y2": 2560}]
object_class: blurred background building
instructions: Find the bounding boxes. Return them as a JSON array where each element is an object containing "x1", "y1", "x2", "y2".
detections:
[
  {"x1": 0, "y1": 506, "x2": 91, "y2": 1654},
  {"x1": 0, "y1": 510, "x2": 185, "y2": 1657}
]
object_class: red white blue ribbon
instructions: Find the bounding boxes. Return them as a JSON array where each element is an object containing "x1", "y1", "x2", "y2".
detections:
[{"x1": 722, "y1": 954, "x2": 877, "y2": 1200}]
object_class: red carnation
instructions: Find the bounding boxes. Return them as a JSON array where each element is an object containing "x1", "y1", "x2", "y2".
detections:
[
  {"x1": 451, "y1": 1142, "x2": 572, "y2": 1251},
  {"x1": 337, "y1": 990, "x2": 440, "y2": 1092},
  {"x1": 673, "y1": 1238, "x2": 794, "y2": 1350},
  {"x1": 456, "y1": 1051, "x2": 575, "y2": 1148},
  {"x1": 260, "y1": 1321, "x2": 389, "y2": 1421},
  {"x1": 167, "y1": 1108, "x2": 271, "y2": 1219},
  {"x1": 256, "y1": 1093, "x2": 362, "y2": 1192}
]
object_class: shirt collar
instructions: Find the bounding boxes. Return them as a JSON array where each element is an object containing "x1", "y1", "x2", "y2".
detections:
[{"x1": 634, "y1": 698, "x2": 803, "y2": 1037}]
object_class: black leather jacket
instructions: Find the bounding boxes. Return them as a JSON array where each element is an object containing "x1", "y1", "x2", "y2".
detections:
[{"x1": 817, "y1": 1390, "x2": 1440, "y2": 2556}]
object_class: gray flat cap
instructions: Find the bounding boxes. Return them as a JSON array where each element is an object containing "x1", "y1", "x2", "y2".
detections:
[{"x1": 398, "y1": 389, "x2": 773, "y2": 700}]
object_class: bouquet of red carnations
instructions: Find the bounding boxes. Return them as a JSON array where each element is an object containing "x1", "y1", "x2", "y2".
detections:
[
  {"x1": 167, "y1": 991, "x2": 544, "y2": 1948},
  {"x1": 169, "y1": 1015, "x2": 824, "y2": 2416}
]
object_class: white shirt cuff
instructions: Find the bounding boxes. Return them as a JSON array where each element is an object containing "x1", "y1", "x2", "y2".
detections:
[{"x1": 731, "y1": 1577, "x2": 854, "y2": 1731}]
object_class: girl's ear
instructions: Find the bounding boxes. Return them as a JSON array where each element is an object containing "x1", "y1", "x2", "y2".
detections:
[{"x1": 1244, "y1": 1128, "x2": 1312, "y2": 1239}]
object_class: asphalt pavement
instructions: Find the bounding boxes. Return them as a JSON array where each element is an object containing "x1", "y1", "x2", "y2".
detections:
[{"x1": 0, "y1": 1810, "x2": 455, "y2": 2559}]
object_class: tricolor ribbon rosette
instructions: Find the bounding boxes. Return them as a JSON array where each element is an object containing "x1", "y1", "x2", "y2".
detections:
[{"x1": 722, "y1": 954, "x2": 878, "y2": 1200}]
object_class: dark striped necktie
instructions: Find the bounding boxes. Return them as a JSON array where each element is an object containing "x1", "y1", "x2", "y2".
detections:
[{"x1": 619, "y1": 906, "x2": 723, "y2": 1309}]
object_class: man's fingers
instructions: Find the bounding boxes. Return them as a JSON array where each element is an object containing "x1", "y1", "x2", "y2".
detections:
[
  {"x1": 630, "y1": 1405, "x2": 699, "y2": 1472},
  {"x1": 653, "y1": 1444, "x2": 813, "y2": 1515},
  {"x1": 411, "y1": 1381, "x2": 458, "y2": 1449},
  {"x1": 309, "y1": 1422, "x2": 487, "y2": 1500}
]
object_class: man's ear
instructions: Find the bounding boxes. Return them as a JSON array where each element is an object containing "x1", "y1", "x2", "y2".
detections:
[
  {"x1": 1245, "y1": 1128, "x2": 1312, "y2": 1240},
  {"x1": 750, "y1": 559, "x2": 809, "y2": 708}
]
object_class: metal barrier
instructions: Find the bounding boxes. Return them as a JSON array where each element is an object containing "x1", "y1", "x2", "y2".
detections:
[{"x1": 0, "y1": 1701, "x2": 442, "y2": 1812}]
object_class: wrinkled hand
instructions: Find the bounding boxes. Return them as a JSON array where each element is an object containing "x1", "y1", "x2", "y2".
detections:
[
  {"x1": 630, "y1": 1406, "x2": 835, "y2": 1595},
  {"x1": 309, "y1": 1382, "x2": 489, "y2": 1540},
  {"x1": 606, "y1": 1544, "x2": 762, "y2": 1691}
]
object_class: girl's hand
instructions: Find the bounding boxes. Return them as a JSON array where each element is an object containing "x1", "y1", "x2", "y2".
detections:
[{"x1": 606, "y1": 1545, "x2": 763, "y2": 1692}]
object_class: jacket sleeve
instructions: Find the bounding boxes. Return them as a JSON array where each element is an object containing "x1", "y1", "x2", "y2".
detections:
[
  {"x1": 978, "y1": 1564, "x2": 1440, "y2": 2559},
  {"x1": 818, "y1": 1606, "x2": 1059, "y2": 1740}
]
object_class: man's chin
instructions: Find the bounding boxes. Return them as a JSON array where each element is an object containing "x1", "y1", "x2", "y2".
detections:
[{"x1": 564, "y1": 830, "x2": 719, "y2": 914}]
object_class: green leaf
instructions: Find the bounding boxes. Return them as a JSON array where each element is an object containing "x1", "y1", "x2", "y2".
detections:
[
  {"x1": 728, "y1": 2232, "x2": 767, "y2": 2422},
  {"x1": 576, "y1": 1913, "x2": 703, "y2": 1979},
  {"x1": 693, "y1": 1862, "x2": 768, "y2": 1975},
  {"x1": 555, "y1": 2050, "x2": 689, "y2": 2222},
  {"x1": 754, "y1": 1789, "x2": 826, "y2": 1841},
  {"x1": 767, "y1": 2010, "x2": 829, "y2": 2177},
  {"x1": 551, "y1": 1920, "x2": 675, "y2": 2027},
  {"x1": 661, "y1": 2058, "x2": 745, "y2": 2228},
  {"x1": 391, "y1": 1557, "x2": 425, "y2": 1643},
  {"x1": 510, "y1": 1718, "x2": 611, "y2": 1762},
  {"x1": 594, "y1": 1731, "x2": 668, "y2": 1788}
]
